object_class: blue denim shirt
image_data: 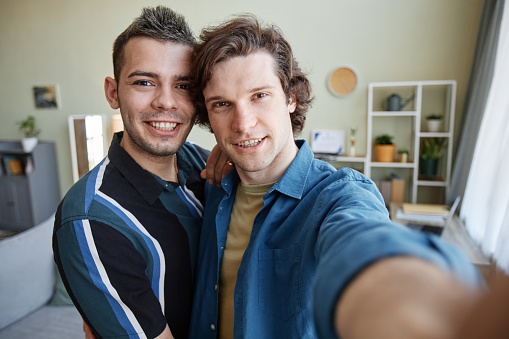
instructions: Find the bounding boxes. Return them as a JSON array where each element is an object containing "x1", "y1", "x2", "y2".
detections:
[{"x1": 190, "y1": 140, "x2": 481, "y2": 339}]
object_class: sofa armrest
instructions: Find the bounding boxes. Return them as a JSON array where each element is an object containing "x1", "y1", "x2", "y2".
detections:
[{"x1": 0, "y1": 215, "x2": 56, "y2": 329}]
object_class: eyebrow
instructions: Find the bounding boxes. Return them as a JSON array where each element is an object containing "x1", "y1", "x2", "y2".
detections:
[
  {"x1": 204, "y1": 85, "x2": 276, "y2": 105},
  {"x1": 127, "y1": 71, "x2": 191, "y2": 82},
  {"x1": 205, "y1": 95, "x2": 225, "y2": 105},
  {"x1": 251, "y1": 85, "x2": 276, "y2": 92},
  {"x1": 127, "y1": 71, "x2": 158, "y2": 79}
]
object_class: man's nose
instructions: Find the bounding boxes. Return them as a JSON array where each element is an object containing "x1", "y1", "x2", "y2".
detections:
[
  {"x1": 152, "y1": 86, "x2": 178, "y2": 111},
  {"x1": 231, "y1": 104, "x2": 257, "y2": 133}
]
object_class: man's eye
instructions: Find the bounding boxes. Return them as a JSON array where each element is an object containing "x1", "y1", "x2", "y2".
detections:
[
  {"x1": 133, "y1": 80, "x2": 152, "y2": 86},
  {"x1": 254, "y1": 93, "x2": 267, "y2": 99},
  {"x1": 213, "y1": 102, "x2": 229, "y2": 108},
  {"x1": 177, "y1": 84, "x2": 190, "y2": 90}
]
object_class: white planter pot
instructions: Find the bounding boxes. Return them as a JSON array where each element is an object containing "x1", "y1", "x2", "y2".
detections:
[
  {"x1": 399, "y1": 153, "x2": 408, "y2": 163},
  {"x1": 425, "y1": 119, "x2": 442, "y2": 132},
  {"x1": 21, "y1": 137, "x2": 38, "y2": 152}
]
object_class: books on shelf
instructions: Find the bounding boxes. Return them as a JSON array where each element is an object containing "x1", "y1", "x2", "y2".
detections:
[
  {"x1": 402, "y1": 203, "x2": 449, "y2": 215},
  {"x1": 395, "y1": 209, "x2": 447, "y2": 224},
  {"x1": 395, "y1": 203, "x2": 449, "y2": 224},
  {"x1": 0, "y1": 155, "x2": 30, "y2": 176}
]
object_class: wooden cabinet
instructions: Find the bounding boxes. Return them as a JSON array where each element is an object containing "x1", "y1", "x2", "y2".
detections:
[{"x1": 0, "y1": 141, "x2": 60, "y2": 231}]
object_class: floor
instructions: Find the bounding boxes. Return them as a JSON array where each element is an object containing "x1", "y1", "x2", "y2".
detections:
[
  {"x1": 388, "y1": 202, "x2": 494, "y2": 280},
  {"x1": 441, "y1": 216, "x2": 494, "y2": 279}
]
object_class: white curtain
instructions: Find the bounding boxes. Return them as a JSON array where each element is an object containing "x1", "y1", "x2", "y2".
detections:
[{"x1": 461, "y1": 2, "x2": 509, "y2": 273}]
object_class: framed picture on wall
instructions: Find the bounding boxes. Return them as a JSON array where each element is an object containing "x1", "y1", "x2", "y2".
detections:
[
  {"x1": 311, "y1": 130, "x2": 345, "y2": 155},
  {"x1": 33, "y1": 84, "x2": 60, "y2": 109}
]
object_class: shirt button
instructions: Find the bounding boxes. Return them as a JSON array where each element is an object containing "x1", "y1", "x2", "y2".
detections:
[
  {"x1": 214, "y1": 284, "x2": 218, "y2": 291},
  {"x1": 211, "y1": 324, "x2": 216, "y2": 331}
]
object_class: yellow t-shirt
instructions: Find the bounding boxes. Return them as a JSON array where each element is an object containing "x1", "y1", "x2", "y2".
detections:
[{"x1": 218, "y1": 182, "x2": 273, "y2": 339}]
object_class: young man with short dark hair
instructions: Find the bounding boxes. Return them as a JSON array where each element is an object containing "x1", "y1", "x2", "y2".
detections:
[{"x1": 54, "y1": 7, "x2": 206, "y2": 339}]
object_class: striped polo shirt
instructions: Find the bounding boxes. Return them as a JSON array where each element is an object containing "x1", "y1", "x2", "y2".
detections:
[{"x1": 53, "y1": 132, "x2": 207, "y2": 339}]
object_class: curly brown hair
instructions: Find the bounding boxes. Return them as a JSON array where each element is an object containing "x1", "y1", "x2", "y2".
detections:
[{"x1": 191, "y1": 15, "x2": 313, "y2": 136}]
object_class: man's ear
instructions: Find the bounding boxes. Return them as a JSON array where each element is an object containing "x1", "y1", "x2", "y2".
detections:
[
  {"x1": 288, "y1": 94, "x2": 297, "y2": 114},
  {"x1": 104, "y1": 77, "x2": 119, "y2": 109}
]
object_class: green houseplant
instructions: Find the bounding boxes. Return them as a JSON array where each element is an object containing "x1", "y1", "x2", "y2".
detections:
[
  {"x1": 424, "y1": 113, "x2": 443, "y2": 132},
  {"x1": 374, "y1": 134, "x2": 395, "y2": 162},
  {"x1": 17, "y1": 115, "x2": 40, "y2": 152},
  {"x1": 419, "y1": 138, "x2": 446, "y2": 178},
  {"x1": 397, "y1": 148, "x2": 409, "y2": 163}
]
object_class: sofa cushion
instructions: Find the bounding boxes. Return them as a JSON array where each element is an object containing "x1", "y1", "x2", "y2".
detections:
[
  {"x1": 0, "y1": 305, "x2": 83, "y2": 338},
  {"x1": 49, "y1": 270, "x2": 74, "y2": 306}
]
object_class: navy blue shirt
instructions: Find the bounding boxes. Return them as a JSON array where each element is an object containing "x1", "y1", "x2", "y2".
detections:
[
  {"x1": 53, "y1": 132, "x2": 207, "y2": 339},
  {"x1": 190, "y1": 140, "x2": 481, "y2": 338}
]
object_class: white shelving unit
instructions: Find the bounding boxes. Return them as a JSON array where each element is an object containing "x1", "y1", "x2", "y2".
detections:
[
  {"x1": 366, "y1": 80, "x2": 456, "y2": 204},
  {"x1": 315, "y1": 155, "x2": 368, "y2": 174}
]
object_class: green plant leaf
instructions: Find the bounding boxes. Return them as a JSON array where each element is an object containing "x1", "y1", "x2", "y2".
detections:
[
  {"x1": 375, "y1": 134, "x2": 394, "y2": 145},
  {"x1": 420, "y1": 137, "x2": 446, "y2": 159},
  {"x1": 17, "y1": 115, "x2": 40, "y2": 138}
]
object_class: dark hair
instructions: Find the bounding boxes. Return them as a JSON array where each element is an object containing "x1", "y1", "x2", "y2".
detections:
[
  {"x1": 112, "y1": 6, "x2": 196, "y2": 80},
  {"x1": 191, "y1": 15, "x2": 313, "y2": 136}
]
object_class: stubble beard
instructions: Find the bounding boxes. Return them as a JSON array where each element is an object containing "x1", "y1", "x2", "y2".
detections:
[
  {"x1": 226, "y1": 121, "x2": 295, "y2": 176},
  {"x1": 126, "y1": 126, "x2": 183, "y2": 158},
  {"x1": 119, "y1": 108, "x2": 190, "y2": 159}
]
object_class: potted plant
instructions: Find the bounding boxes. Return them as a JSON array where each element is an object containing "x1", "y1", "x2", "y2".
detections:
[
  {"x1": 397, "y1": 148, "x2": 409, "y2": 163},
  {"x1": 419, "y1": 138, "x2": 446, "y2": 179},
  {"x1": 374, "y1": 134, "x2": 395, "y2": 162},
  {"x1": 17, "y1": 115, "x2": 40, "y2": 152},
  {"x1": 424, "y1": 113, "x2": 443, "y2": 132}
]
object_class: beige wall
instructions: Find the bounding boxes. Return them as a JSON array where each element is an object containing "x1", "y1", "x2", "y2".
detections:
[{"x1": 0, "y1": 0, "x2": 483, "y2": 196}]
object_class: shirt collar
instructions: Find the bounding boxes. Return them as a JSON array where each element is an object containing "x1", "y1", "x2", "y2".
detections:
[
  {"x1": 107, "y1": 132, "x2": 165, "y2": 205},
  {"x1": 221, "y1": 139, "x2": 312, "y2": 200},
  {"x1": 271, "y1": 139, "x2": 312, "y2": 199}
]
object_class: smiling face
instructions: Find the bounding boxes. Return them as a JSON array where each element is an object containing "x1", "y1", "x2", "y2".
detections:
[
  {"x1": 203, "y1": 52, "x2": 298, "y2": 184},
  {"x1": 105, "y1": 37, "x2": 195, "y2": 161}
]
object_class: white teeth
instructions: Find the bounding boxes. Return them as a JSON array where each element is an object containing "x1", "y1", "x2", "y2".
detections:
[
  {"x1": 237, "y1": 138, "x2": 263, "y2": 148},
  {"x1": 149, "y1": 122, "x2": 177, "y2": 131}
]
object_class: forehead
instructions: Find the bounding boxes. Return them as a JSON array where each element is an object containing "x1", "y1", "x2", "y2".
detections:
[
  {"x1": 121, "y1": 37, "x2": 193, "y2": 76},
  {"x1": 205, "y1": 52, "x2": 279, "y2": 93}
]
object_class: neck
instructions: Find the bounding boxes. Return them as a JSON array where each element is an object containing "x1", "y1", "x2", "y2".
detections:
[
  {"x1": 120, "y1": 135, "x2": 178, "y2": 182},
  {"x1": 238, "y1": 141, "x2": 298, "y2": 185}
]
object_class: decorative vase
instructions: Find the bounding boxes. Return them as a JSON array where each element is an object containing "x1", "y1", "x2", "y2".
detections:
[
  {"x1": 399, "y1": 153, "x2": 408, "y2": 163},
  {"x1": 349, "y1": 136, "x2": 356, "y2": 156},
  {"x1": 425, "y1": 119, "x2": 442, "y2": 132},
  {"x1": 21, "y1": 137, "x2": 38, "y2": 153},
  {"x1": 419, "y1": 158, "x2": 439, "y2": 179},
  {"x1": 375, "y1": 144, "x2": 395, "y2": 162}
]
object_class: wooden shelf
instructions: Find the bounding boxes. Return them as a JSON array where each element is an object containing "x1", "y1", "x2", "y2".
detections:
[
  {"x1": 316, "y1": 155, "x2": 366, "y2": 162},
  {"x1": 370, "y1": 161, "x2": 415, "y2": 168}
]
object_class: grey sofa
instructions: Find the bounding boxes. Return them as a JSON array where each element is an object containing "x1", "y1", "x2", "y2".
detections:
[{"x1": 0, "y1": 215, "x2": 83, "y2": 338}]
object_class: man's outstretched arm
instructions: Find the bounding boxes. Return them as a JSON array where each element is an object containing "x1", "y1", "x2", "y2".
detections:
[{"x1": 335, "y1": 256, "x2": 481, "y2": 339}]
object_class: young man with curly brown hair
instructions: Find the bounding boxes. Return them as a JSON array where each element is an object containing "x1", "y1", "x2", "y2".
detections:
[{"x1": 190, "y1": 15, "x2": 482, "y2": 339}]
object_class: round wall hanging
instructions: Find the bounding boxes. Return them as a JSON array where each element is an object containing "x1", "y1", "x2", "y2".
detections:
[{"x1": 327, "y1": 67, "x2": 358, "y2": 97}]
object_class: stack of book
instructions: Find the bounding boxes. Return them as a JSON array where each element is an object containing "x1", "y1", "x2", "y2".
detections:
[{"x1": 395, "y1": 203, "x2": 449, "y2": 225}]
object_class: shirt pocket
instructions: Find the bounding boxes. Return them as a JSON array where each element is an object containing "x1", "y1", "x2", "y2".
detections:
[{"x1": 257, "y1": 244, "x2": 302, "y2": 320}]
